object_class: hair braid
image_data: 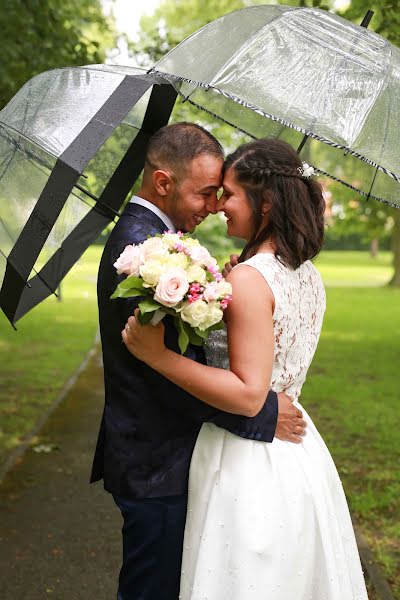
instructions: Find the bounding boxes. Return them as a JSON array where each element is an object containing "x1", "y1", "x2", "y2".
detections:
[{"x1": 222, "y1": 138, "x2": 325, "y2": 269}]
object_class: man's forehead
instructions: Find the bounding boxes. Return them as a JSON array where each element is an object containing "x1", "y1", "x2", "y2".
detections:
[{"x1": 187, "y1": 154, "x2": 223, "y2": 179}]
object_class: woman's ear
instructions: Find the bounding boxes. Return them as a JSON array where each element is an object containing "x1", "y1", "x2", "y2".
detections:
[
  {"x1": 153, "y1": 169, "x2": 174, "y2": 197},
  {"x1": 261, "y1": 191, "x2": 273, "y2": 217}
]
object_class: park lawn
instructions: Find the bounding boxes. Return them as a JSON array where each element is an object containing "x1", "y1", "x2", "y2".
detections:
[
  {"x1": 0, "y1": 247, "x2": 398, "y2": 594},
  {"x1": 0, "y1": 245, "x2": 102, "y2": 466},
  {"x1": 307, "y1": 251, "x2": 400, "y2": 596}
]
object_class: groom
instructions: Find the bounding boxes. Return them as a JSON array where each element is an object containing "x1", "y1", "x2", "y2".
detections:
[{"x1": 91, "y1": 122, "x2": 306, "y2": 600}]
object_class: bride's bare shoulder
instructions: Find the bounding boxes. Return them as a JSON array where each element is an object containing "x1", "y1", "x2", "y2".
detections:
[{"x1": 225, "y1": 262, "x2": 275, "y2": 312}]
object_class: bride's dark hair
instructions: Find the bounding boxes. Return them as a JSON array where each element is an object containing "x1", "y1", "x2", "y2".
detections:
[{"x1": 223, "y1": 138, "x2": 325, "y2": 269}]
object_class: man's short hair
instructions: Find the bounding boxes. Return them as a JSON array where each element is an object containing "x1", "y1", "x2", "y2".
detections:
[{"x1": 144, "y1": 122, "x2": 224, "y2": 181}]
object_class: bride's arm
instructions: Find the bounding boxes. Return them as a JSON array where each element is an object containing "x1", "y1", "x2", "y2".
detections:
[{"x1": 122, "y1": 265, "x2": 274, "y2": 418}]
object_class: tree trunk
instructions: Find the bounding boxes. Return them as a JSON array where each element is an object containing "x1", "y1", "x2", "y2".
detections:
[
  {"x1": 370, "y1": 238, "x2": 379, "y2": 258},
  {"x1": 389, "y1": 209, "x2": 400, "y2": 286}
]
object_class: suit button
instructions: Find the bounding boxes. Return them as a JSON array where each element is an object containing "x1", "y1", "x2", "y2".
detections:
[
  {"x1": 255, "y1": 433, "x2": 262, "y2": 440},
  {"x1": 240, "y1": 431, "x2": 247, "y2": 437},
  {"x1": 248, "y1": 432, "x2": 255, "y2": 439}
]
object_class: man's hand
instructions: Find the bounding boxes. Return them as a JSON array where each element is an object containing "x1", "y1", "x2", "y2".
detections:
[
  {"x1": 275, "y1": 392, "x2": 307, "y2": 443},
  {"x1": 222, "y1": 254, "x2": 239, "y2": 278}
]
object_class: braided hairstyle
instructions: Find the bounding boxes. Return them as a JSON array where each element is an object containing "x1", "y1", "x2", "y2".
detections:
[{"x1": 222, "y1": 138, "x2": 325, "y2": 269}]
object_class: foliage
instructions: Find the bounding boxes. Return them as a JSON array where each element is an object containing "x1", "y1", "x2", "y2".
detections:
[
  {"x1": 1, "y1": 247, "x2": 398, "y2": 592},
  {"x1": 131, "y1": 0, "x2": 400, "y2": 282},
  {"x1": 133, "y1": 0, "x2": 333, "y2": 66},
  {"x1": 0, "y1": 245, "x2": 99, "y2": 466},
  {"x1": 0, "y1": 0, "x2": 117, "y2": 110}
]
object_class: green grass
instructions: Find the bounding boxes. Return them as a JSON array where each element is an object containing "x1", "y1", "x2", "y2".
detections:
[
  {"x1": 307, "y1": 251, "x2": 400, "y2": 597},
  {"x1": 0, "y1": 246, "x2": 102, "y2": 466},
  {"x1": 0, "y1": 247, "x2": 398, "y2": 595}
]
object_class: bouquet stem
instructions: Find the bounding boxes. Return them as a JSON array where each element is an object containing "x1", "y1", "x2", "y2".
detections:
[{"x1": 150, "y1": 309, "x2": 166, "y2": 326}]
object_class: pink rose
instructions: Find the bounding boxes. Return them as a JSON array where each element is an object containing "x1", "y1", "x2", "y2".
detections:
[
  {"x1": 203, "y1": 282, "x2": 220, "y2": 303},
  {"x1": 189, "y1": 245, "x2": 212, "y2": 265},
  {"x1": 113, "y1": 244, "x2": 144, "y2": 276},
  {"x1": 154, "y1": 268, "x2": 190, "y2": 307}
]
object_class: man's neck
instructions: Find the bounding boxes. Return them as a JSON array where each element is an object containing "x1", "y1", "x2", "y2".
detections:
[{"x1": 136, "y1": 187, "x2": 167, "y2": 214}]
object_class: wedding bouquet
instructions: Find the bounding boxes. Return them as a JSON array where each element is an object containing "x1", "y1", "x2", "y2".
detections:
[{"x1": 111, "y1": 231, "x2": 233, "y2": 354}]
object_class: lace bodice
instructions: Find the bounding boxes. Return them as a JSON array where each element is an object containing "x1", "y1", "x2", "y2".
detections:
[{"x1": 205, "y1": 253, "x2": 326, "y2": 401}]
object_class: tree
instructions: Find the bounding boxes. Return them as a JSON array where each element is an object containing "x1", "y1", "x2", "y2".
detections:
[
  {"x1": 132, "y1": 0, "x2": 400, "y2": 281},
  {"x1": 339, "y1": 0, "x2": 400, "y2": 284},
  {"x1": 0, "y1": 0, "x2": 117, "y2": 110}
]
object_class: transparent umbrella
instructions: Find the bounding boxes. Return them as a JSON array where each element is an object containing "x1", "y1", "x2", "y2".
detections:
[
  {"x1": 151, "y1": 5, "x2": 400, "y2": 208},
  {"x1": 0, "y1": 66, "x2": 177, "y2": 326}
]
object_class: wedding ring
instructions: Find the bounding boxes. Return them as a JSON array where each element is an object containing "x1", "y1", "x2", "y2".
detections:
[{"x1": 125, "y1": 324, "x2": 131, "y2": 332}]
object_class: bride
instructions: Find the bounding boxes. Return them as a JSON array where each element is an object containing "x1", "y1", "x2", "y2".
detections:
[{"x1": 122, "y1": 138, "x2": 368, "y2": 599}]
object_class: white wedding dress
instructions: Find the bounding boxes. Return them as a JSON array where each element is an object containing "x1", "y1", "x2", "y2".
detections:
[{"x1": 179, "y1": 253, "x2": 368, "y2": 600}]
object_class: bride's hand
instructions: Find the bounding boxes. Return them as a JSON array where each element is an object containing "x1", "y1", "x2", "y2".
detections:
[{"x1": 122, "y1": 309, "x2": 166, "y2": 366}]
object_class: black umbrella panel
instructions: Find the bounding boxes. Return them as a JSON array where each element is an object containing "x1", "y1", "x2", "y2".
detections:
[{"x1": 0, "y1": 66, "x2": 177, "y2": 326}]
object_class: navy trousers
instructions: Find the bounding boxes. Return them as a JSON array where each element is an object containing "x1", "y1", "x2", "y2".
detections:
[{"x1": 113, "y1": 493, "x2": 188, "y2": 600}]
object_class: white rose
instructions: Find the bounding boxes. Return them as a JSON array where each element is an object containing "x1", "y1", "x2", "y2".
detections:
[
  {"x1": 180, "y1": 300, "x2": 223, "y2": 331},
  {"x1": 189, "y1": 245, "x2": 212, "y2": 266},
  {"x1": 139, "y1": 258, "x2": 166, "y2": 287},
  {"x1": 187, "y1": 264, "x2": 207, "y2": 284},
  {"x1": 184, "y1": 237, "x2": 200, "y2": 248},
  {"x1": 162, "y1": 233, "x2": 182, "y2": 249},
  {"x1": 201, "y1": 302, "x2": 224, "y2": 330},
  {"x1": 113, "y1": 244, "x2": 144, "y2": 276},
  {"x1": 165, "y1": 252, "x2": 189, "y2": 270},
  {"x1": 154, "y1": 268, "x2": 189, "y2": 307},
  {"x1": 180, "y1": 300, "x2": 210, "y2": 329},
  {"x1": 216, "y1": 280, "x2": 233, "y2": 297},
  {"x1": 142, "y1": 237, "x2": 169, "y2": 261}
]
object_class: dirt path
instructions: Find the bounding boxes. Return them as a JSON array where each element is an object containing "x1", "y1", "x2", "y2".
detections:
[{"x1": 0, "y1": 348, "x2": 121, "y2": 600}]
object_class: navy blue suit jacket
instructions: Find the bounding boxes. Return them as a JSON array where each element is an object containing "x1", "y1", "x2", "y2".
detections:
[{"x1": 91, "y1": 203, "x2": 278, "y2": 498}]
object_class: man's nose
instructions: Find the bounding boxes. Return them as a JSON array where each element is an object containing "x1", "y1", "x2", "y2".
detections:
[{"x1": 205, "y1": 194, "x2": 218, "y2": 215}]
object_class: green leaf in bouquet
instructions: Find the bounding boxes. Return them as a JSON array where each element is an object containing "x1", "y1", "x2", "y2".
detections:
[
  {"x1": 206, "y1": 270, "x2": 215, "y2": 283},
  {"x1": 192, "y1": 327, "x2": 209, "y2": 340},
  {"x1": 138, "y1": 299, "x2": 162, "y2": 314},
  {"x1": 110, "y1": 275, "x2": 148, "y2": 300},
  {"x1": 119, "y1": 275, "x2": 144, "y2": 290},
  {"x1": 175, "y1": 317, "x2": 189, "y2": 355},
  {"x1": 111, "y1": 286, "x2": 145, "y2": 300},
  {"x1": 187, "y1": 328, "x2": 206, "y2": 347},
  {"x1": 208, "y1": 321, "x2": 225, "y2": 332}
]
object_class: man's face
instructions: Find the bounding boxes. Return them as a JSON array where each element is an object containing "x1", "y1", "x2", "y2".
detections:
[{"x1": 168, "y1": 154, "x2": 223, "y2": 232}]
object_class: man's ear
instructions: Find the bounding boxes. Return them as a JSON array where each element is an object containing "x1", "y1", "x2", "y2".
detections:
[{"x1": 153, "y1": 169, "x2": 174, "y2": 197}]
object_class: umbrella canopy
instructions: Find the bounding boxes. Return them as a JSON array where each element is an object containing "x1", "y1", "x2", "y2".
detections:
[
  {"x1": 0, "y1": 66, "x2": 177, "y2": 326},
  {"x1": 151, "y1": 5, "x2": 400, "y2": 208}
]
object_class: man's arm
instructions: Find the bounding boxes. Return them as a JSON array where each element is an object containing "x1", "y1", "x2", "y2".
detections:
[{"x1": 210, "y1": 390, "x2": 306, "y2": 443}]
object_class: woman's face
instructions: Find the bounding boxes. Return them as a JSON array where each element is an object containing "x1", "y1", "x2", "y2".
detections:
[{"x1": 218, "y1": 167, "x2": 254, "y2": 241}]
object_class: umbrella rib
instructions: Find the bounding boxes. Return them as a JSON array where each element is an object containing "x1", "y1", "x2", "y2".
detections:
[
  {"x1": 0, "y1": 131, "x2": 119, "y2": 224},
  {"x1": 153, "y1": 71, "x2": 400, "y2": 188},
  {"x1": 22, "y1": 153, "x2": 120, "y2": 219},
  {"x1": 314, "y1": 167, "x2": 400, "y2": 208},
  {"x1": 0, "y1": 248, "x2": 32, "y2": 289},
  {"x1": 175, "y1": 89, "x2": 400, "y2": 208}
]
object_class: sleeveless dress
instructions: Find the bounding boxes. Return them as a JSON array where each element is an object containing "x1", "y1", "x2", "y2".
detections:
[{"x1": 179, "y1": 254, "x2": 368, "y2": 600}]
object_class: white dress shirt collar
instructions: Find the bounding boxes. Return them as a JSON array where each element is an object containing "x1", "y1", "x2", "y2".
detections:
[{"x1": 130, "y1": 196, "x2": 176, "y2": 233}]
